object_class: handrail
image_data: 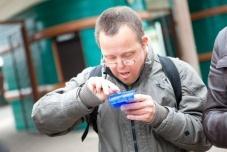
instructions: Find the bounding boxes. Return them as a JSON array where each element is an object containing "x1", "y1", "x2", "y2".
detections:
[
  {"x1": 30, "y1": 10, "x2": 170, "y2": 42},
  {"x1": 5, "y1": 82, "x2": 65, "y2": 102},
  {"x1": 191, "y1": 5, "x2": 227, "y2": 21},
  {"x1": 198, "y1": 52, "x2": 212, "y2": 62}
]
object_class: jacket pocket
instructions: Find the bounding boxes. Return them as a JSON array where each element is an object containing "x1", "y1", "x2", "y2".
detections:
[{"x1": 155, "y1": 78, "x2": 176, "y2": 108}]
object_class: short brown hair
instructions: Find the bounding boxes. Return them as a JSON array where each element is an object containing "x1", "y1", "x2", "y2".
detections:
[{"x1": 95, "y1": 6, "x2": 144, "y2": 46}]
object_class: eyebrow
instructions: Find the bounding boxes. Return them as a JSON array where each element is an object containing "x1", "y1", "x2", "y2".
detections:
[{"x1": 104, "y1": 49, "x2": 136, "y2": 56}]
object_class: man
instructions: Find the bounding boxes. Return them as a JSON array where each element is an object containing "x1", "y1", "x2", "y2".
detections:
[
  {"x1": 203, "y1": 27, "x2": 227, "y2": 148},
  {"x1": 32, "y1": 6, "x2": 210, "y2": 152}
]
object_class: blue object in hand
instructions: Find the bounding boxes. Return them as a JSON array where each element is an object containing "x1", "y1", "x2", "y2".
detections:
[{"x1": 108, "y1": 90, "x2": 135, "y2": 108}]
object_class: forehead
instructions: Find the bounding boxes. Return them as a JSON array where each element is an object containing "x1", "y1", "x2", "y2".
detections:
[{"x1": 99, "y1": 25, "x2": 140, "y2": 54}]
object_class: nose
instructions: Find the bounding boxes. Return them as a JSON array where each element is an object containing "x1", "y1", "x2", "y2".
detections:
[{"x1": 116, "y1": 58, "x2": 125, "y2": 69}]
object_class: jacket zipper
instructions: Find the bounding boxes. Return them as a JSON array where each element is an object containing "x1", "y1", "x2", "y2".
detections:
[
  {"x1": 131, "y1": 120, "x2": 138, "y2": 152},
  {"x1": 106, "y1": 68, "x2": 139, "y2": 151},
  {"x1": 126, "y1": 86, "x2": 138, "y2": 152}
]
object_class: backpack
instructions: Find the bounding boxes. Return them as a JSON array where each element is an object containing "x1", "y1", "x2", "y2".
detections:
[{"x1": 81, "y1": 55, "x2": 182, "y2": 141}]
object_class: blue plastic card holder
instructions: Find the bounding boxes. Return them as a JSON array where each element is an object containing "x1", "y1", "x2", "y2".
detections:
[{"x1": 108, "y1": 90, "x2": 135, "y2": 108}]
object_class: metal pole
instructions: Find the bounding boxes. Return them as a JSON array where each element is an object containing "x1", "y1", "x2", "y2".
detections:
[
  {"x1": 172, "y1": 0, "x2": 200, "y2": 74},
  {"x1": 20, "y1": 22, "x2": 39, "y2": 101}
]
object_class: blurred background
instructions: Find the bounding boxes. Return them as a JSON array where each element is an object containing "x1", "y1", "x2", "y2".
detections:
[{"x1": 0, "y1": 0, "x2": 226, "y2": 152}]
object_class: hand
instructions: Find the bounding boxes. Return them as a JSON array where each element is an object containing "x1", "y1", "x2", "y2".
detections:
[
  {"x1": 87, "y1": 77, "x2": 120, "y2": 102},
  {"x1": 121, "y1": 94, "x2": 156, "y2": 123}
]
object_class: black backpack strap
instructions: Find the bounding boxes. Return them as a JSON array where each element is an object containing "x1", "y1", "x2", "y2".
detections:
[
  {"x1": 81, "y1": 106, "x2": 99, "y2": 141},
  {"x1": 158, "y1": 55, "x2": 182, "y2": 109},
  {"x1": 81, "y1": 65, "x2": 102, "y2": 141},
  {"x1": 81, "y1": 120, "x2": 90, "y2": 141}
]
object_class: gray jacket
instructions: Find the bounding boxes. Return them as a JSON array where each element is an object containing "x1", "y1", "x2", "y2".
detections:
[
  {"x1": 203, "y1": 27, "x2": 227, "y2": 148},
  {"x1": 32, "y1": 50, "x2": 211, "y2": 152}
]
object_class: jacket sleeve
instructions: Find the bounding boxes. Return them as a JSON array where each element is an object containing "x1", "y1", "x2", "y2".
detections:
[
  {"x1": 152, "y1": 59, "x2": 211, "y2": 151},
  {"x1": 31, "y1": 67, "x2": 102, "y2": 136},
  {"x1": 203, "y1": 27, "x2": 227, "y2": 148}
]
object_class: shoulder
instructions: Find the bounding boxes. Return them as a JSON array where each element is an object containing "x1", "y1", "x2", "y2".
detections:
[
  {"x1": 214, "y1": 27, "x2": 227, "y2": 56},
  {"x1": 208, "y1": 27, "x2": 227, "y2": 69},
  {"x1": 75, "y1": 66, "x2": 95, "y2": 79},
  {"x1": 156, "y1": 56, "x2": 198, "y2": 78},
  {"x1": 168, "y1": 57, "x2": 203, "y2": 84},
  {"x1": 65, "y1": 66, "x2": 100, "y2": 89},
  {"x1": 169, "y1": 57, "x2": 207, "y2": 101},
  {"x1": 216, "y1": 26, "x2": 227, "y2": 41},
  {"x1": 168, "y1": 57, "x2": 196, "y2": 74}
]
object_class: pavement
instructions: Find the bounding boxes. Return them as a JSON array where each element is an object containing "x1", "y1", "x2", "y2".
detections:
[{"x1": 0, "y1": 105, "x2": 226, "y2": 152}]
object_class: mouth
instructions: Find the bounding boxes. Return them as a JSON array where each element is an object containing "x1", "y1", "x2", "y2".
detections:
[{"x1": 119, "y1": 72, "x2": 130, "y2": 79}]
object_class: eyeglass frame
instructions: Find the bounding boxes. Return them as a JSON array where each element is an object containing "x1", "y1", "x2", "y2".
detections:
[
  {"x1": 103, "y1": 58, "x2": 136, "y2": 68},
  {"x1": 102, "y1": 50, "x2": 141, "y2": 68}
]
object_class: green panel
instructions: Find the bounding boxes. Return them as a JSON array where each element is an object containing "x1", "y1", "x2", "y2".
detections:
[
  {"x1": 31, "y1": 40, "x2": 58, "y2": 84},
  {"x1": 31, "y1": 43, "x2": 46, "y2": 85},
  {"x1": 192, "y1": 15, "x2": 227, "y2": 53},
  {"x1": 0, "y1": 96, "x2": 7, "y2": 106},
  {"x1": 2, "y1": 48, "x2": 31, "y2": 90},
  {"x1": 13, "y1": 0, "x2": 127, "y2": 29},
  {"x1": 189, "y1": 0, "x2": 227, "y2": 53},
  {"x1": 188, "y1": 1, "x2": 227, "y2": 82},
  {"x1": 14, "y1": 48, "x2": 30, "y2": 88},
  {"x1": 188, "y1": 0, "x2": 227, "y2": 13},
  {"x1": 127, "y1": 0, "x2": 146, "y2": 10},
  {"x1": 188, "y1": 0, "x2": 227, "y2": 54},
  {"x1": 11, "y1": 100, "x2": 23, "y2": 130},
  {"x1": 40, "y1": 40, "x2": 58, "y2": 84},
  {"x1": 199, "y1": 61, "x2": 211, "y2": 85},
  {"x1": 11, "y1": 97, "x2": 36, "y2": 131},
  {"x1": 2, "y1": 54, "x2": 17, "y2": 90},
  {"x1": 79, "y1": 28, "x2": 101, "y2": 67}
]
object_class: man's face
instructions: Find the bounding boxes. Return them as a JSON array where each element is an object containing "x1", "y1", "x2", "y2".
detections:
[{"x1": 99, "y1": 25, "x2": 148, "y2": 85}]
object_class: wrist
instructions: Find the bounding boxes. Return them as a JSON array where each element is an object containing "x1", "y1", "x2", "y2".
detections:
[{"x1": 79, "y1": 84, "x2": 103, "y2": 108}]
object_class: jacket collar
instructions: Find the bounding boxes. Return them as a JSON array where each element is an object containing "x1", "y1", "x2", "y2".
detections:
[{"x1": 137, "y1": 45, "x2": 155, "y2": 84}]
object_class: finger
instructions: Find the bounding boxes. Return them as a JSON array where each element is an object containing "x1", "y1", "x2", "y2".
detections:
[
  {"x1": 87, "y1": 77, "x2": 95, "y2": 91},
  {"x1": 134, "y1": 94, "x2": 150, "y2": 102},
  {"x1": 126, "y1": 114, "x2": 149, "y2": 121},
  {"x1": 87, "y1": 77, "x2": 100, "y2": 91},
  {"x1": 126, "y1": 113, "x2": 155, "y2": 123},
  {"x1": 94, "y1": 79, "x2": 103, "y2": 94},
  {"x1": 121, "y1": 102, "x2": 146, "y2": 111},
  {"x1": 102, "y1": 81, "x2": 111, "y2": 95},
  {"x1": 87, "y1": 77, "x2": 120, "y2": 96},
  {"x1": 101, "y1": 80, "x2": 119, "y2": 95},
  {"x1": 106, "y1": 81, "x2": 120, "y2": 93},
  {"x1": 124, "y1": 108, "x2": 147, "y2": 115}
]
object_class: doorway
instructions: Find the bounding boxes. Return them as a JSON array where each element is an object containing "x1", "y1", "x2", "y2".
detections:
[{"x1": 55, "y1": 32, "x2": 85, "y2": 81}]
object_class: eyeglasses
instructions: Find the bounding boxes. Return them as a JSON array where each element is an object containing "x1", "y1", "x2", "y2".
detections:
[
  {"x1": 103, "y1": 58, "x2": 136, "y2": 68},
  {"x1": 102, "y1": 47, "x2": 142, "y2": 68}
]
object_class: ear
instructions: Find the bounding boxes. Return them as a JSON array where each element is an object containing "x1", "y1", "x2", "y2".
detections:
[{"x1": 141, "y1": 35, "x2": 149, "y2": 47}]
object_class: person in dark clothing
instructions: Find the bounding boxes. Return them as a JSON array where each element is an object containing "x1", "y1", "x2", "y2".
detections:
[{"x1": 203, "y1": 26, "x2": 227, "y2": 148}]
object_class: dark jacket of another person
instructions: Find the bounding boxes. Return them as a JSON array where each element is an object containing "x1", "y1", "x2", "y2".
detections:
[{"x1": 203, "y1": 27, "x2": 227, "y2": 148}]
